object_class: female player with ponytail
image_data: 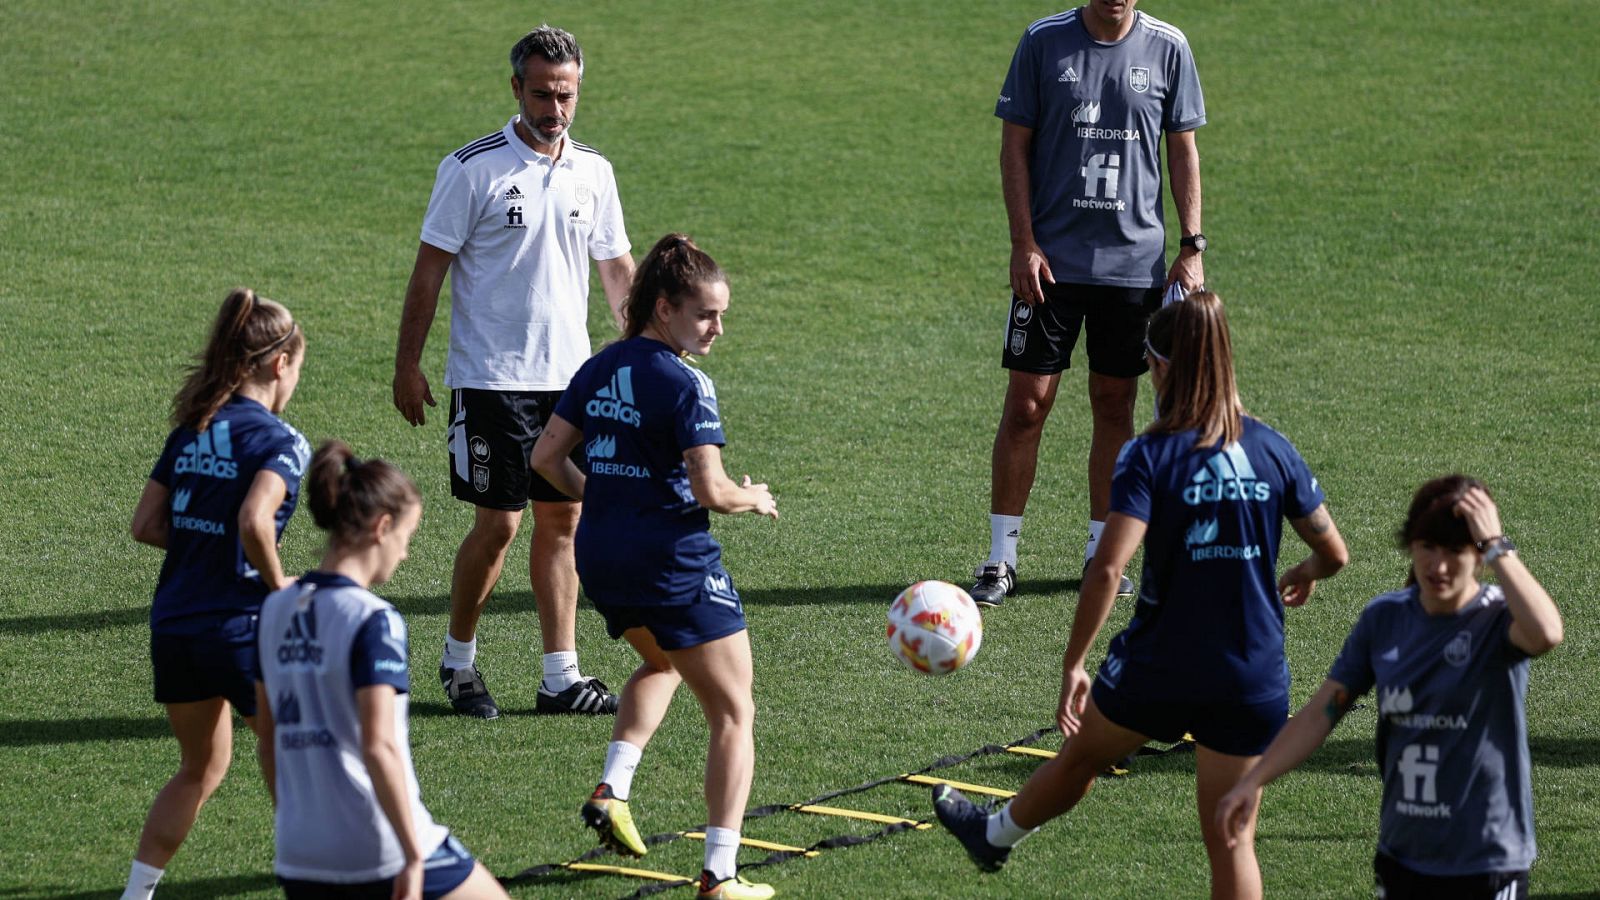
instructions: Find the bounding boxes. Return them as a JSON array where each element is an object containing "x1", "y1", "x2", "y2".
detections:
[
  {"x1": 255, "y1": 442, "x2": 508, "y2": 900},
  {"x1": 124, "y1": 288, "x2": 309, "y2": 899},
  {"x1": 532, "y1": 233, "x2": 779, "y2": 900},
  {"x1": 935, "y1": 292, "x2": 1349, "y2": 900}
]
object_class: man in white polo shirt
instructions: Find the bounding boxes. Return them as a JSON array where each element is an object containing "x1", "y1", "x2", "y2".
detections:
[{"x1": 393, "y1": 25, "x2": 635, "y2": 719}]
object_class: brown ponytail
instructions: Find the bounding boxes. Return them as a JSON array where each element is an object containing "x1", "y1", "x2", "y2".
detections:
[
  {"x1": 1145, "y1": 290, "x2": 1245, "y2": 448},
  {"x1": 171, "y1": 287, "x2": 304, "y2": 431},
  {"x1": 307, "y1": 441, "x2": 421, "y2": 548},
  {"x1": 622, "y1": 233, "x2": 725, "y2": 339}
]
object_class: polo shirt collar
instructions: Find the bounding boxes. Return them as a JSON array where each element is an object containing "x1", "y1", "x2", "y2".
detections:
[{"x1": 504, "y1": 115, "x2": 572, "y2": 168}]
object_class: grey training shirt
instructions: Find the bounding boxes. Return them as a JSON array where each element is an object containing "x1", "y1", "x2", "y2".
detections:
[
  {"x1": 1329, "y1": 584, "x2": 1536, "y2": 876},
  {"x1": 996, "y1": 9, "x2": 1205, "y2": 287}
]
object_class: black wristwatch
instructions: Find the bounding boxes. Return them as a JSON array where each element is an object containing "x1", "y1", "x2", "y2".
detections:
[
  {"x1": 1478, "y1": 535, "x2": 1516, "y2": 564},
  {"x1": 1180, "y1": 233, "x2": 1207, "y2": 253}
]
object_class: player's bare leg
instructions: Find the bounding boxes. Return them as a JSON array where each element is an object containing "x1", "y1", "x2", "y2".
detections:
[
  {"x1": 1196, "y1": 746, "x2": 1264, "y2": 900},
  {"x1": 975, "y1": 371, "x2": 1062, "y2": 605},
  {"x1": 1006, "y1": 697, "x2": 1147, "y2": 829},
  {"x1": 132, "y1": 699, "x2": 234, "y2": 867},
  {"x1": 1086, "y1": 372, "x2": 1137, "y2": 522},
  {"x1": 441, "y1": 507, "x2": 521, "y2": 718},
  {"x1": 449, "y1": 507, "x2": 522, "y2": 642},
  {"x1": 614, "y1": 627, "x2": 682, "y2": 749},
  {"x1": 532, "y1": 499, "x2": 618, "y2": 713},
  {"x1": 529, "y1": 499, "x2": 580, "y2": 654}
]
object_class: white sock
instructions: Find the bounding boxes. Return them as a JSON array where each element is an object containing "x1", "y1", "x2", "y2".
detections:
[
  {"x1": 441, "y1": 634, "x2": 476, "y2": 670},
  {"x1": 986, "y1": 804, "x2": 1037, "y2": 848},
  {"x1": 1084, "y1": 520, "x2": 1107, "y2": 565},
  {"x1": 542, "y1": 651, "x2": 580, "y2": 692},
  {"x1": 703, "y1": 825, "x2": 741, "y2": 882},
  {"x1": 601, "y1": 740, "x2": 643, "y2": 801},
  {"x1": 989, "y1": 514, "x2": 1023, "y2": 567},
  {"x1": 121, "y1": 860, "x2": 164, "y2": 900}
]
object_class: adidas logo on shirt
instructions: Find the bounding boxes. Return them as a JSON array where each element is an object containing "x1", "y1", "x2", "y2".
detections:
[
  {"x1": 504, "y1": 185, "x2": 523, "y2": 200},
  {"x1": 586, "y1": 367, "x2": 642, "y2": 427},
  {"x1": 174, "y1": 420, "x2": 239, "y2": 479},
  {"x1": 1059, "y1": 66, "x2": 1079, "y2": 83},
  {"x1": 1182, "y1": 443, "x2": 1270, "y2": 505}
]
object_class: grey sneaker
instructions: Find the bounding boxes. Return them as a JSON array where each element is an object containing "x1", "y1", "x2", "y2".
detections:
[
  {"x1": 1082, "y1": 561, "x2": 1136, "y2": 599},
  {"x1": 970, "y1": 561, "x2": 1017, "y2": 608},
  {"x1": 439, "y1": 665, "x2": 500, "y2": 719}
]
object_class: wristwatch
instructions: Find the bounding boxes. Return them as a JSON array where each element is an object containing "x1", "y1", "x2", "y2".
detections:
[
  {"x1": 1180, "y1": 233, "x2": 1208, "y2": 253},
  {"x1": 1478, "y1": 536, "x2": 1516, "y2": 564}
]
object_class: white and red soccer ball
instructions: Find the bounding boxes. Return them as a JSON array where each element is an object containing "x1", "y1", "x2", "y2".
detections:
[{"x1": 886, "y1": 581, "x2": 983, "y2": 675}]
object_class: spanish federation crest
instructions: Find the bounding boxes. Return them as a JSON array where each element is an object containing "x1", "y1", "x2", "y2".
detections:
[
  {"x1": 1444, "y1": 630, "x2": 1472, "y2": 667},
  {"x1": 472, "y1": 464, "x2": 490, "y2": 493},
  {"x1": 1129, "y1": 66, "x2": 1150, "y2": 93},
  {"x1": 1010, "y1": 329, "x2": 1027, "y2": 356}
]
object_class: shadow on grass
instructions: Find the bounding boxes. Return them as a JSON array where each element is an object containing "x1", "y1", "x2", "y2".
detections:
[
  {"x1": 10, "y1": 871, "x2": 274, "y2": 898},
  {"x1": 0, "y1": 716, "x2": 172, "y2": 746}
]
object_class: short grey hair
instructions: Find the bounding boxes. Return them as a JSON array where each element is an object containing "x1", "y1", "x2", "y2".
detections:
[{"x1": 510, "y1": 25, "x2": 583, "y2": 83}]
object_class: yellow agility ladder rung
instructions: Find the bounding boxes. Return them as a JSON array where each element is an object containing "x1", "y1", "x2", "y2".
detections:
[
  {"x1": 683, "y1": 832, "x2": 819, "y2": 857},
  {"x1": 793, "y1": 805, "x2": 932, "y2": 829},
  {"x1": 564, "y1": 862, "x2": 692, "y2": 883},
  {"x1": 1005, "y1": 746, "x2": 1057, "y2": 759},
  {"x1": 902, "y1": 774, "x2": 1017, "y2": 799}
]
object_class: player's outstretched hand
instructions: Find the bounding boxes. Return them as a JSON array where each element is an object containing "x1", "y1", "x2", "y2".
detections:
[
  {"x1": 1010, "y1": 242, "x2": 1055, "y2": 306},
  {"x1": 1214, "y1": 784, "x2": 1259, "y2": 851},
  {"x1": 742, "y1": 475, "x2": 778, "y2": 520},
  {"x1": 1056, "y1": 663, "x2": 1092, "y2": 737},
  {"x1": 392, "y1": 366, "x2": 436, "y2": 427},
  {"x1": 1277, "y1": 561, "x2": 1316, "y2": 608},
  {"x1": 1454, "y1": 486, "x2": 1503, "y2": 546}
]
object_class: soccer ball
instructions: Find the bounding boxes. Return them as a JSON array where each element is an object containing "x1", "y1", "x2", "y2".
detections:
[{"x1": 886, "y1": 581, "x2": 983, "y2": 675}]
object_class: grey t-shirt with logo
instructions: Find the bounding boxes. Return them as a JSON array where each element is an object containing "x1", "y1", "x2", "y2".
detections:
[
  {"x1": 996, "y1": 9, "x2": 1205, "y2": 288},
  {"x1": 1328, "y1": 584, "x2": 1536, "y2": 876}
]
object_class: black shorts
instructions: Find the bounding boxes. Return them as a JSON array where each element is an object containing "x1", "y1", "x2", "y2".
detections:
[
  {"x1": 279, "y1": 835, "x2": 476, "y2": 899},
  {"x1": 1373, "y1": 853, "x2": 1528, "y2": 900},
  {"x1": 1001, "y1": 282, "x2": 1161, "y2": 378},
  {"x1": 1091, "y1": 679, "x2": 1286, "y2": 757},
  {"x1": 448, "y1": 388, "x2": 581, "y2": 510},
  {"x1": 150, "y1": 613, "x2": 259, "y2": 715}
]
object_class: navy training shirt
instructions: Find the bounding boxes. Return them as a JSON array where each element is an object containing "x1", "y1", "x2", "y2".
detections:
[
  {"x1": 554, "y1": 336, "x2": 727, "y2": 605},
  {"x1": 1097, "y1": 416, "x2": 1324, "y2": 702},
  {"x1": 1328, "y1": 584, "x2": 1536, "y2": 876},
  {"x1": 148, "y1": 396, "x2": 310, "y2": 633}
]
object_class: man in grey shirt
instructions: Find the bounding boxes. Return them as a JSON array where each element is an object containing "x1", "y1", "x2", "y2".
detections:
[{"x1": 972, "y1": 1, "x2": 1206, "y2": 605}]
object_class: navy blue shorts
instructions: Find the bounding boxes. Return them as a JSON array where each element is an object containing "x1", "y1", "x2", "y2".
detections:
[
  {"x1": 1091, "y1": 679, "x2": 1287, "y2": 757},
  {"x1": 150, "y1": 613, "x2": 259, "y2": 715},
  {"x1": 594, "y1": 570, "x2": 747, "y2": 652},
  {"x1": 278, "y1": 834, "x2": 476, "y2": 899}
]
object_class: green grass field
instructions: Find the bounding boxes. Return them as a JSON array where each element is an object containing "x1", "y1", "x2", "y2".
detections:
[{"x1": 3, "y1": 1, "x2": 1597, "y2": 897}]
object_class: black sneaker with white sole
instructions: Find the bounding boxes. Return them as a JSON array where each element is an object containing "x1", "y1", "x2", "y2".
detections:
[
  {"x1": 439, "y1": 665, "x2": 500, "y2": 719},
  {"x1": 536, "y1": 676, "x2": 620, "y2": 714},
  {"x1": 970, "y1": 561, "x2": 1017, "y2": 608},
  {"x1": 933, "y1": 784, "x2": 1010, "y2": 872}
]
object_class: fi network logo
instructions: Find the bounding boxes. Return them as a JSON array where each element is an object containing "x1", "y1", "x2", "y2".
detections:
[{"x1": 587, "y1": 367, "x2": 642, "y2": 426}]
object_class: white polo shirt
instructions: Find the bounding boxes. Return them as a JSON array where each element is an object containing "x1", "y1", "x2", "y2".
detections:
[{"x1": 420, "y1": 116, "x2": 630, "y2": 391}]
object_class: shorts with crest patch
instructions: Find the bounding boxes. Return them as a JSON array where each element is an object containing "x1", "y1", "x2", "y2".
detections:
[
  {"x1": 447, "y1": 388, "x2": 581, "y2": 509},
  {"x1": 1001, "y1": 282, "x2": 1161, "y2": 378}
]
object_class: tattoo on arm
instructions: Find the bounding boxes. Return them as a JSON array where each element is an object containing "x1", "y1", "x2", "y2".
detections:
[
  {"x1": 1323, "y1": 687, "x2": 1353, "y2": 727},
  {"x1": 1307, "y1": 508, "x2": 1332, "y2": 536}
]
